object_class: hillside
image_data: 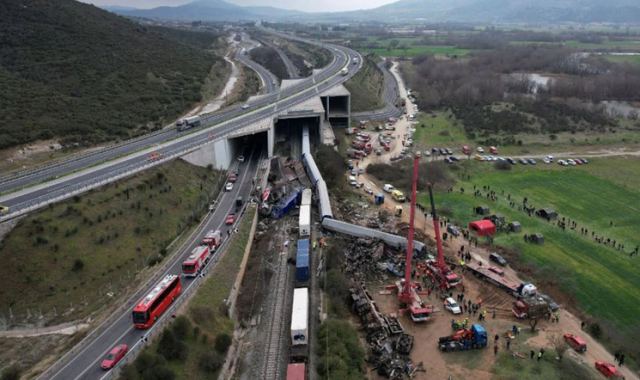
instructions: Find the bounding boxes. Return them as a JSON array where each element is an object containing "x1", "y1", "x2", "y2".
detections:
[
  {"x1": 115, "y1": 0, "x2": 304, "y2": 21},
  {"x1": 0, "y1": 0, "x2": 227, "y2": 150},
  {"x1": 318, "y1": 0, "x2": 640, "y2": 23}
]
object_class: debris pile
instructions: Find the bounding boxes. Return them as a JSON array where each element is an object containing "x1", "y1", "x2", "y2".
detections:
[{"x1": 350, "y1": 283, "x2": 420, "y2": 379}]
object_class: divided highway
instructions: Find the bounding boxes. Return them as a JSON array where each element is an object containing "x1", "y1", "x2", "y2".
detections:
[
  {"x1": 44, "y1": 148, "x2": 262, "y2": 380},
  {"x1": 0, "y1": 35, "x2": 363, "y2": 221}
]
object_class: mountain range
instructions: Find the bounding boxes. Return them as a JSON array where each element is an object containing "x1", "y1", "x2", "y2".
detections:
[{"x1": 110, "y1": 0, "x2": 640, "y2": 24}]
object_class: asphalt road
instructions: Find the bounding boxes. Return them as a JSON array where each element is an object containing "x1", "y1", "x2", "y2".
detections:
[
  {"x1": 257, "y1": 37, "x2": 300, "y2": 79},
  {"x1": 0, "y1": 37, "x2": 362, "y2": 220},
  {"x1": 235, "y1": 33, "x2": 279, "y2": 94},
  {"x1": 46, "y1": 147, "x2": 262, "y2": 380}
]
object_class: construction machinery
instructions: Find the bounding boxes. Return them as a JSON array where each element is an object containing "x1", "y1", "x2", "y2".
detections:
[
  {"x1": 421, "y1": 184, "x2": 462, "y2": 290},
  {"x1": 438, "y1": 324, "x2": 488, "y2": 352},
  {"x1": 395, "y1": 152, "x2": 434, "y2": 322}
]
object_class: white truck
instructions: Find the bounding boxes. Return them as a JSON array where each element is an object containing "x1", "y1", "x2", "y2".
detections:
[
  {"x1": 340, "y1": 67, "x2": 349, "y2": 76},
  {"x1": 291, "y1": 287, "x2": 309, "y2": 346},
  {"x1": 299, "y1": 204, "x2": 311, "y2": 237},
  {"x1": 176, "y1": 115, "x2": 201, "y2": 132},
  {"x1": 301, "y1": 188, "x2": 312, "y2": 207}
]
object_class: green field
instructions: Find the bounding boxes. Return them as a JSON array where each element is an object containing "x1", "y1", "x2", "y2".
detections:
[
  {"x1": 414, "y1": 111, "x2": 469, "y2": 146},
  {"x1": 417, "y1": 161, "x2": 640, "y2": 333},
  {"x1": 122, "y1": 206, "x2": 257, "y2": 379},
  {"x1": 364, "y1": 45, "x2": 470, "y2": 58},
  {"x1": 510, "y1": 39, "x2": 640, "y2": 51},
  {"x1": 0, "y1": 160, "x2": 221, "y2": 325},
  {"x1": 603, "y1": 54, "x2": 640, "y2": 66}
]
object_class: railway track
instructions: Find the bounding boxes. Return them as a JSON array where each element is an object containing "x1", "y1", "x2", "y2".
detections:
[{"x1": 261, "y1": 223, "x2": 293, "y2": 379}]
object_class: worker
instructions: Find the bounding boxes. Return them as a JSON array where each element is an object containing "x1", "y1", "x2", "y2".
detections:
[
  {"x1": 530, "y1": 350, "x2": 535, "y2": 359},
  {"x1": 494, "y1": 344, "x2": 498, "y2": 356},
  {"x1": 506, "y1": 339, "x2": 511, "y2": 350}
]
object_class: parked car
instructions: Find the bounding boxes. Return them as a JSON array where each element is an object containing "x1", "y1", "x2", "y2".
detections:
[
  {"x1": 507, "y1": 157, "x2": 516, "y2": 165},
  {"x1": 489, "y1": 252, "x2": 508, "y2": 266},
  {"x1": 450, "y1": 156, "x2": 459, "y2": 162},
  {"x1": 241, "y1": 104, "x2": 250, "y2": 110},
  {"x1": 444, "y1": 297, "x2": 462, "y2": 314},
  {"x1": 228, "y1": 173, "x2": 237, "y2": 183},
  {"x1": 567, "y1": 159, "x2": 577, "y2": 166},
  {"x1": 558, "y1": 159, "x2": 568, "y2": 166},
  {"x1": 383, "y1": 184, "x2": 395, "y2": 193},
  {"x1": 237, "y1": 155, "x2": 245, "y2": 162},
  {"x1": 563, "y1": 333, "x2": 587, "y2": 353},
  {"x1": 446, "y1": 225, "x2": 461, "y2": 237},
  {"x1": 225, "y1": 213, "x2": 236, "y2": 225},
  {"x1": 445, "y1": 148, "x2": 453, "y2": 155},
  {"x1": 477, "y1": 147, "x2": 485, "y2": 153},
  {"x1": 101, "y1": 344, "x2": 128, "y2": 370},
  {"x1": 519, "y1": 158, "x2": 528, "y2": 165},
  {"x1": 364, "y1": 185, "x2": 374, "y2": 195},
  {"x1": 225, "y1": 182, "x2": 233, "y2": 191},
  {"x1": 528, "y1": 158, "x2": 537, "y2": 165},
  {"x1": 580, "y1": 158, "x2": 589, "y2": 164}
]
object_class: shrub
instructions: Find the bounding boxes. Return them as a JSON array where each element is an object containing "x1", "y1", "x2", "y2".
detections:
[
  {"x1": 72, "y1": 259, "x2": 84, "y2": 272},
  {"x1": 0, "y1": 365, "x2": 21, "y2": 380},
  {"x1": 157, "y1": 330, "x2": 188, "y2": 361},
  {"x1": 214, "y1": 332, "x2": 232, "y2": 354},
  {"x1": 589, "y1": 322, "x2": 602, "y2": 339},
  {"x1": 494, "y1": 160, "x2": 512, "y2": 171},
  {"x1": 171, "y1": 316, "x2": 191, "y2": 340},
  {"x1": 198, "y1": 351, "x2": 223, "y2": 373}
]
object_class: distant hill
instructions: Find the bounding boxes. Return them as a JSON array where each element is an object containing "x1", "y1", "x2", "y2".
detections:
[
  {"x1": 322, "y1": 0, "x2": 640, "y2": 23},
  {"x1": 0, "y1": 0, "x2": 226, "y2": 149},
  {"x1": 115, "y1": 0, "x2": 304, "y2": 21}
]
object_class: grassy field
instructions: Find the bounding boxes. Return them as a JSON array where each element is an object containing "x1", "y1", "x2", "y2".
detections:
[
  {"x1": 122, "y1": 205, "x2": 256, "y2": 379},
  {"x1": 417, "y1": 161, "x2": 640, "y2": 333},
  {"x1": 344, "y1": 57, "x2": 385, "y2": 112},
  {"x1": 510, "y1": 39, "x2": 640, "y2": 51},
  {"x1": 364, "y1": 45, "x2": 470, "y2": 58},
  {"x1": 413, "y1": 111, "x2": 468, "y2": 146},
  {"x1": 603, "y1": 54, "x2": 640, "y2": 66},
  {"x1": 0, "y1": 159, "x2": 221, "y2": 325}
]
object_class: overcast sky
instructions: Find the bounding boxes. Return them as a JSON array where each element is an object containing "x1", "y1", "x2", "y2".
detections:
[{"x1": 81, "y1": 0, "x2": 396, "y2": 12}]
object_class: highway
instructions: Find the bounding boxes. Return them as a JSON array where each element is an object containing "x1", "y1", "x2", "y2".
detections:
[
  {"x1": 0, "y1": 35, "x2": 363, "y2": 221},
  {"x1": 44, "y1": 147, "x2": 262, "y2": 380},
  {"x1": 235, "y1": 35, "x2": 279, "y2": 94}
]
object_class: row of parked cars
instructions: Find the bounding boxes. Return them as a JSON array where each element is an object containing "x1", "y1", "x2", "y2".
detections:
[{"x1": 474, "y1": 155, "x2": 589, "y2": 166}]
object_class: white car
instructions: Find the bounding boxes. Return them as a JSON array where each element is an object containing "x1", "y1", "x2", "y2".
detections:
[
  {"x1": 383, "y1": 184, "x2": 395, "y2": 193},
  {"x1": 477, "y1": 147, "x2": 485, "y2": 153},
  {"x1": 364, "y1": 185, "x2": 374, "y2": 195},
  {"x1": 225, "y1": 182, "x2": 233, "y2": 191},
  {"x1": 237, "y1": 155, "x2": 245, "y2": 162},
  {"x1": 444, "y1": 297, "x2": 462, "y2": 315},
  {"x1": 241, "y1": 104, "x2": 250, "y2": 110},
  {"x1": 546, "y1": 155, "x2": 554, "y2": 162},
  {"x1": 567, "y1": 159, "x2": 576, "y2": 166}
]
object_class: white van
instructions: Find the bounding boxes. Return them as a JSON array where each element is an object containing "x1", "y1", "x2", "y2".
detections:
[{"x1": 383, "y1": 184, "x2": 395, "y2": 193}]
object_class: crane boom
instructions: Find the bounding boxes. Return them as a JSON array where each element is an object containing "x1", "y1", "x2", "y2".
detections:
[
  {"x1": 428, "y1": 184, "x2": 447, "y2": 271},
  {"x1": 400, "y1": 153, "x2": 420, "y2": 303}
]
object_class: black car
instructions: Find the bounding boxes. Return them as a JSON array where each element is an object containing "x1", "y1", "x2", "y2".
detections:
[
  {"x1": 489, "y1": 252, "x2": 508, "y2": 266},
  {"x1": 439, "y1": 148, "x2": 447, "y2": 155},
  {"x1": 507, "y1": 158, "x2": 516, "y2": 165}
]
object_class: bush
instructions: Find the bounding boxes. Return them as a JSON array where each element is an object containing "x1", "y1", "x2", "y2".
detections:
[
  {"x1": 171, "y1": 316, "x2": 191, "y2": 340},
  {"x1": 198, "y1": 351, "x2": 224, "y2": 373},
  {"x1": 315, "y1": 145, "x2": 346, "y2": 191},
  {"x1": 589, "y1": 322, "x2": 602, "y2": 339},
  {"x1": 316, "y1": 319, "x2": 365, "y2": 379},
  {"x1": 214, "y1": 332, "x2": 232, "y2": 354},
  {"x1": 0, "y1": 365, "x2": 20, "y2": 380},
  {"x1": 71, "y1": 259, "x2": 84, "y2": 272},
  {"x1": 157, "y1": 330, "x2": 188, "y2": 361}
]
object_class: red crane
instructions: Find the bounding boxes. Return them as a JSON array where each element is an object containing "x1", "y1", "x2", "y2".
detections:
[
  {"x1": 424, "y1": 184, "x2": 462, "y2": 290},
  {"x1": 396, "y1": 152, "x2": 433, "y2": 322}
]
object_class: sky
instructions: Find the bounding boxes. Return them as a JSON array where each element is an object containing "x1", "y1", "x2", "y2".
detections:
[{"x1": 81, "y1": 0, "x2": 396, "y2": 12}]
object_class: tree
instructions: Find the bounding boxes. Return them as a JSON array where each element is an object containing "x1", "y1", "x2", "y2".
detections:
[
  {"x1": 215, "y1": 332, "x2": 232, "y2": 354},
  {"x1": 72, "y1": 259, "x2": 84, "y2": 272},
  {"x1": 388, "y1": 39, "x2": 400, "y2": 51},
  {"x1": 198, "y1": 351, "x2": 223, "y2": 373},
  {"x1": 171, "y1": 316, "x2": 191, "y2": 340},
  {"x1": 157, "y1": 330, "x2": 188, "y2": 361},
  {"x1": 0, "y1": 365, "x2": 21, "y2": 380},
  {"x1": 550, "y1": 334, "x2": 569, "y2": 361}
]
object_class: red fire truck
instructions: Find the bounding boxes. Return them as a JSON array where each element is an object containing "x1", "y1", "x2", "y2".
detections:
[
  {"x1": 132, "y1": 274, "x2": 182, "y2": 329},
  {"x1": 182, "y1": 245, "x2": 212, "y2": 277}
]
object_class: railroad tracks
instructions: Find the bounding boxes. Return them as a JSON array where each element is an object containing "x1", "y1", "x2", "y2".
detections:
[{"x1": 261, "y1": 224, "x2": 293, "y2": 380}]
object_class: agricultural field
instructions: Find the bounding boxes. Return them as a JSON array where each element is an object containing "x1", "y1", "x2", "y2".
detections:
[
  {"x1": 413, "y1": 111, "x2": 468, "y2": 147},
  {"x1": 415, "y1": 159, "x2": 640, "y2": 362},
  {"x1": 355, "y1": 36, "x2": 470, "y2": 57},
  {"x1": 0, "y1": 159, "x2": 222, "y2": 326},
  {"x1": 603, "y1": 54, "x2": 640, "y2": 66},
  {"x1": 510, "y1": 39, "x2": 640, "y2": 51}
]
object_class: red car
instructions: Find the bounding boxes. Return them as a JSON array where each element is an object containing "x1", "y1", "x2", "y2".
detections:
[
  {"x1": 101, "y1": 344, "x2": 128, "y2": 370},
  {"x1": 225, "y1": 213, "x2": 236, "y2": 225},
  {"x1": 595, "y1": 361, "x2": 619, "y2": 378},
  {"x1": 563, "y1": 333, "x2": 587, "y2": 353},
  {"x1": 228, "y1": 173, "x2": 237, "y2": 183}
]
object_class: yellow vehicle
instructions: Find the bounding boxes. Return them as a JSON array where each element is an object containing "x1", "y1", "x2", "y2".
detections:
[
  {"x1": 0, "y1": 205, "x2": 9, "y2": 215},
  {"x1": 474, "y1": 154, "x2": 484, "y2": 161},
  {"x1": 391, "y1": 190, "x2": 406, "y2": 202}
]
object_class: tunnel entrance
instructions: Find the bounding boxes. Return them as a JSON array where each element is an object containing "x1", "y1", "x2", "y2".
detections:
[
  {"x1": 274, "y1": 116, "x2": 321, "y2": 157},
  {"x1": 228, "y1": 129, "x2": 269, "y2": 162}
]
